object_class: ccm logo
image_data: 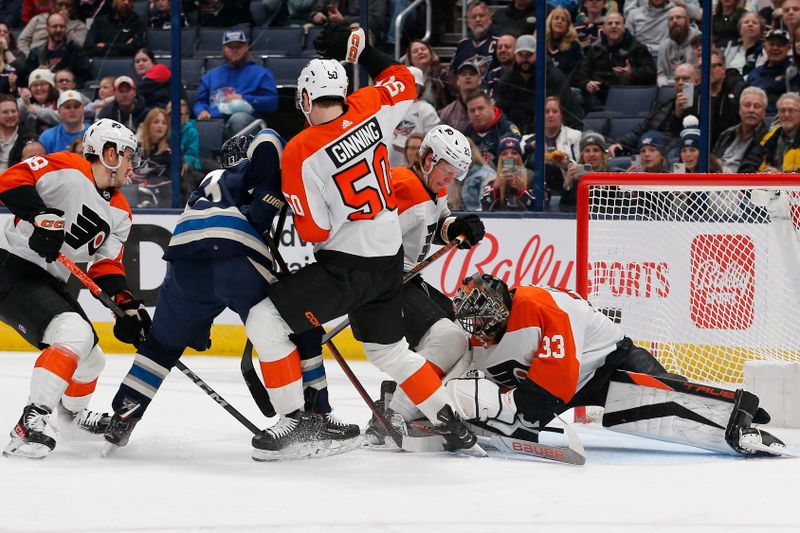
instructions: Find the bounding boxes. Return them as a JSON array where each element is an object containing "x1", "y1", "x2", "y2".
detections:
[
  {"x1": 40, "y1": 220, "x2": 64, "y2": 229},
  {"x1": 347, "y1": 33, "x2": 361, "y2": 62},
  {"x1": 304, "y1": 311, "x2": 320, "y2": 327}
]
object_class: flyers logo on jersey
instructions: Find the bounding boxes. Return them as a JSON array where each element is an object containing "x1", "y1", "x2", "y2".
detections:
[
  {"x1": 690, "y1": 234, "x2": 755, "y2": 330},
  {"x1": 64, "y1": 205, "x2": 111, "y2": 255},
  {"x1": 325, "y1": 117, "x2": 383, "y2": 168}
]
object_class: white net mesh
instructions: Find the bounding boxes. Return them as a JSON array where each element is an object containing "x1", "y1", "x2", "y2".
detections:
[{"x1": 580, "y1": 176, "x2": 800, "y2": 384}]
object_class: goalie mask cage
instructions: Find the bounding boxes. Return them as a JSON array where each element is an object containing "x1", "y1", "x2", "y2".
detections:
[{"x1": 575, "y1": 173, "x2": 800, "y2": 395}]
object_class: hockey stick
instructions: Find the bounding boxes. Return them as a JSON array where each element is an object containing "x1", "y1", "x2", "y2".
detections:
[
  {"x1": 239, "y1": 204, "x2": 289, "y2": 418},
  {"x1": 476, "y1": 415, "x2": 586, "y2": 465},
  {"x1": 56, "y1": 253, "x2": 263, "y2": 436}
]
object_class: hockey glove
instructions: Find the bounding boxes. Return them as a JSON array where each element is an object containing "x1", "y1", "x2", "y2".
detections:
[
  {"x1": 445, "y1": 214, "x2": 485, "y2": 249},
  {"x1": 113, "y1": 291, "x2": 152, "y2": 347},
  {"x1": 28, "y1": 208, "x2": 65, "y2": 263},
  {"x1": 446, "y1": 369, "x2": 517, "y2": 424},
  {"x1": 314, "y1": 23, "x2": 366, "y2": 63}
]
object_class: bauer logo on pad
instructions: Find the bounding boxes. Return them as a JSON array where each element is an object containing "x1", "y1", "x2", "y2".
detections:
[{"x1": 690, "y1": 234, "x2": 755, "y2": 330}]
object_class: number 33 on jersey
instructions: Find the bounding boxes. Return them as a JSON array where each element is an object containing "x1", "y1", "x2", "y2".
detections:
[{"x1": 280, "y1": 65, "x2": 415, "y2": 260}]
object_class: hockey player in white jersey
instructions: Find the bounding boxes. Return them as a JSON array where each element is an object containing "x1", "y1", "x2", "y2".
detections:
[
  {"x1": 0, "y1": 119, "x2": 150, "y2": 459},
  {"x1": 243, "y1": 25, "x2": 481, "y2": 459}
]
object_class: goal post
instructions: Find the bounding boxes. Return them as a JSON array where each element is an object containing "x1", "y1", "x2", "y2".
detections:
[{"x1": 573, "y1": 173, "x2": 800, "y2": 421}]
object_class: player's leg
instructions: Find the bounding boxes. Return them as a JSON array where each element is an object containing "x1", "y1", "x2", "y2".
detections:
[
  {"x1": 58, "y1": 343, "x2": 111, "y2": 434},
  {"x1": 0, "y1": 265, "x2": 97, "y2": 458}
]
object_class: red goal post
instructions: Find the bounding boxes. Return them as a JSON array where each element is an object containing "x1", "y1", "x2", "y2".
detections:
[{"x1": 573, "y1": 173, "x2": 800, "y2": 422}]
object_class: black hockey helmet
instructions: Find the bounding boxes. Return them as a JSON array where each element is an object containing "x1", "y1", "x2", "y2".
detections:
[
  {"x1": 221, "y1": 134, "x2": 254, "y2": 169},
  {"x1": 453, "y1": 273, "x2": 512, "y2": 345}
]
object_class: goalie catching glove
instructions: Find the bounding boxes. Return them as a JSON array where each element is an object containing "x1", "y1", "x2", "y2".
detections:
[
  {"x1": 113, "y1": 291, "x2": 152, "y2": 346},
  {"x1": 28, "y1": 208, "x2": 65, "y2": 263},
  {"x1": 314, "y1": 23, "x2": 366, "y2": 63},
  {"x1": 442, "y1": 214, "x2": 485, "y2": 249}
]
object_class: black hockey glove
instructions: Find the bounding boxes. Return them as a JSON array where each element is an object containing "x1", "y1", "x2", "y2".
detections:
[
  {"x1": 113, "y1": 291, "x2": 152, "y2": 347},
  {"x1": 446, "y1": 214, "x2": 485, "y2": 249},
  {"x1": 314, "y1": 23, "x2": 365, "y2": 63},
  {"x1": 28, "y1": 208, "x2": 65, "y2": 263}
]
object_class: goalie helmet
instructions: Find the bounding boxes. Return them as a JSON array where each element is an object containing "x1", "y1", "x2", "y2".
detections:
[
  {"x1": 83, "y1": 118, "x2": 138, "y2": 171},
  {"x1": 453, "y1": 273, "x2": 512, "y2": 346},
  {"x1": 221, "y1": 134, "x2": 254, "y2": 169},
  {"x1": 296, "y1": 58, "x2": 348, "y2": 122},
  {"x1": 419, "y1": 126, "x2": 472, "y2": 181}
]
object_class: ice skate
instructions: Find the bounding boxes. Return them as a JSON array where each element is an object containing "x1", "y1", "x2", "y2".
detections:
[
  {"x1": 57, "y1": 403, "x2": 112, "y2": 435},
  {"x1": 362, "y1": 380, "x2": 407, "y2": 450},
  {"x1": 103, "y1": 398, "x2": 142, "y2": 449},
  {"x1": 252, "y1": 410, "x2": 358, "y2": 461},
  {"x1": 735, "y1": 427, "x2": 791, "y2": 457},
  {"x1": 3, "y1": 404, "x2": 57, "y2": 459}
]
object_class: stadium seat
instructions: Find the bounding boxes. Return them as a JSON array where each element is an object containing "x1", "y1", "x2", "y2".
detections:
[
  {"x1": 609, "y1": 156, "x2": 632, "y2": 170},
  {"x1": 196, "y1": 27, "x2": 250, "y2": 54},
  {"x1": 251, "y1": 27, "x2": 303, "y2": 56},
  {"x1": 180, "y1": 58, "x2": 204, "y2": 86},
  {"x1": 302, "y1": 27, "x2": 323, "y2": 57},
  {"x1": 195, "y1": 119, "x2": 225, "y2": 169},
  {"x1": 264, "y1": 57, "x2": 311, "y2": 87},
  {"x1": 656, "y1": 85, "x2": 676, "y2": 103},
  {"x1": 146, "y1": 28, "x2": 197, "y2": 57},
  {"x1": 185, "y1": 88, "x2": 199, "y2": 110},
  {"x1": 133, "y1": 0, "x2": 149, "y2": 23},
  {"x1": 604, "y1": 85, "x2": 657, "y2": 116},
  {"x1": 204, "y1": 57, "x2": 226, "y2": 72},
  {"x1": 582, "y1": 117, "x2": 608, "y2": 136},
  {"x1": 607, "y1": 117, "x2": 644, "y2": 143},
  {"x1": 90, "y1": 58, "x2": 136, "y2": 80}
]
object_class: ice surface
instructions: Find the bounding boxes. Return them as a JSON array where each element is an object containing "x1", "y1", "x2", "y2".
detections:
[{"x1": 1, "y1": 352, "x2": 799, "y2": 533}]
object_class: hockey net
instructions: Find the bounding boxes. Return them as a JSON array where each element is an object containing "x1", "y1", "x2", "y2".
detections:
[{"x1": 576, "y1": 174, "x2": 800, "y2": 389}]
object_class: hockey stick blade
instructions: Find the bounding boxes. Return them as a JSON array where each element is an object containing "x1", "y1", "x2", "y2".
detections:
[
  {"x1": 476, "y1": 434, "x2": 586, "y2": 465},
  {"x1": 240, "y1": 340, "x2": 277, "y2": 418}
]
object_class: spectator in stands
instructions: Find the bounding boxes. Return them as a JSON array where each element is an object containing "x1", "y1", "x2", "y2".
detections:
[
  {"x1": 480, "y1": 136, "x2": 535, "y2": 212},
  {"x1": 449, "y1": 0, "x2": 499, "y2": 87},
  {"x1": 624, "y1": 0, "x2": 701, "y2": 21},
  {"x1": 685, "y1": 50, "x2": 744, "y2": 147},
  {"x1": 187, "y1": 0, "x2": 252, "y2": 26},
  {"x1": 713, "y1": 86, "x2": 768, "y2": 173},
  {"x1": 713, "y1": 0, "x2": 746, "y2": 49},
  {"x1": 573, "y1": 11, "x2": 656, "y2": 110},
  {"x1": 538, "y1": 95, "x2": 581, "y2": 160},
  {"x1": 38, "y1": 89, "x2": 88, "y2": 153},
  {"x1": 495, "y1": 34, "x2": 584, "y2": 133},
  {"x1": 460, "y1": 136, "x2": 495, "y2": 211},
  {"x1": 193, "y1": 30, "x2": 278, "y2": 139},
  {"x1": 546, "y1": 7, "x2": 583, "y2": 79},
  {"x1": 84, "y1": 75, "x2": 115, "y2": 120},
  {"x1": 740, "y1": 92, "x2": 800, "y2": 173},
  {"x1": 20, "y1": 139, "x2": 44, "y2": 159},
  {"x1": 54, "y1": 68, "x2": 75, "y2": 91},
  {"x1": 83, "y1": 0, "x2": 146, "y2": 57},
  {"x1": 0, "y1": 94, "x2": 36, "y2": 171},
  {"x1": 403, "y1": 132, "x2": 423, "y2": 166},
  {"x1": 166, "y1": 98, "x2": 201, "y2": 177},
  {"x1": 746, "y1": 29, "x2": 800, "y2": 114},
  {"x1": 575, "y1": 0, "x2": 609, "y2": 49},
  {"x1": 783, "y1": 0, "x2": 800, "y2": 36},
  {"x1": 18, "y1": 67, "x2": 59, "y2": 133},
  {"x1": 439, "y1": 61, "x2": 481, "y2": 133},
  {"x1": 98, "y1": 75, "x2": 148, "y2": 131},
  {"x1": 67, "y1": 134, "x2": 82, "y2": 153},
  {"x1": 627, "y1": 130, "x2": 669, "y2": 172},
  {"x1": 132, "y1": 107, "x2": 174, "y2": 207},
  {"x1": 22, "y1": 0, "x2": 56, "y2": 25},
  {"x1": 656, "y1": 6, "x2": 699, "y2": 87},
  {"x1": 389, "y1": 66, "x2": 440, "y2": 167},
  {"x1": 149, "y1": 0, "x2": 188, "y2": 28},
  {"x1": 465, "y1": 89, "x2": 521, "y2": 168},
  {"x1": 74, "y1": 0, "x2": 112, "y2": 22},
  {"x1": 625, "y1": 0, "x2": 672, "y2": 55},
  {"x1": 17, "y1": 0, "x2": 87, "y2": 55},
  {"x1": 134, "y1": 47, "x2": 182, "y2": 109},
  {"x1": 482, "y1": 34, "x2": 515, "y2": 95},
  {"x1": 608, "y1": 63, "x2": 695, "y2": 156},
  {"x1": 492, "y1": 0, "x2": 535, "y2": 37},
  {"x1": 309, "y1": 0, "x2": 382, "y2": 31},
  {"x1": 404, "y1": 39, "x2": 450, "y2": 109},
  {"x1": 0, "y1": 24, "x2": 20, "y2": 95},
  {"x1": 22, "y1": 12, "x2": 91, "y2": 86},
  {"x1": 724, "y1": 12, "x2": 765, "y2": 76},
  {"x1": 561, "y1": 132, "x2": 609, "y2": 211},
  {"x1": 0, "y1": 22, "x2": 24, "y2": 70},
  {"x1": 0, "y1": 0, "x2": 21, "y2": 28}
]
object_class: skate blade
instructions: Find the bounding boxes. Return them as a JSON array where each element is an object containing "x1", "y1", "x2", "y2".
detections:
[
  {"x1": 252, "y1": 437, "x2": 362, "y2": 462},
  {"x1": 99, "y1": 441, "x2": 121, "y2": 458},
  {"x1": 3, "y1": 438, "x2": 51, "y2": 460},
  {"x1": 740, "y1": 440, "x2": 797, "y2": 458},
  {"x1": 457, "y1": 442, "x2": 488, "y2": 458},
  {"x1": 361, "y1": 437, "x2": 403, "y2": 452}
]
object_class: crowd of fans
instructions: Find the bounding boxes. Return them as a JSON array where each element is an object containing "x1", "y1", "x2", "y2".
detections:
[{"x1": 0, "y1": 0, "x2": 796, "y2": 210}]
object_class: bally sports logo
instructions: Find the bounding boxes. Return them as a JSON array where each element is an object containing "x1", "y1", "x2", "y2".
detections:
[{"x1": 690, "y1": 234, "x2": 755, "y2": 330}]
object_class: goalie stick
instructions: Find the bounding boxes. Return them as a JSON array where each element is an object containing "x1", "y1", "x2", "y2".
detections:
[{"x1": 57, "y1": 253, "x2": 263, "y2": 436}]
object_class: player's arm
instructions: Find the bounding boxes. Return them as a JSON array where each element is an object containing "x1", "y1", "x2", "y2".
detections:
[
  {"x1": 280, "y1": 145, "x2": 331, "y2": 243},
  {"x1": 243, "y1": 130, "x2": 286, "y2": 235}
]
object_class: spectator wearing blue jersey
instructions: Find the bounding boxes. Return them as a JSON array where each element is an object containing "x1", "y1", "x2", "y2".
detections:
[
  {"x1": 193, "y1": 30, "x2": 279, "y2": 139},
  {"x1": 38, "y1": 90, "x2": 88, "y2": 153}
]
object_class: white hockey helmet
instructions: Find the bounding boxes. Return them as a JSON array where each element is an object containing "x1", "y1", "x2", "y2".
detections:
[
  {"x1": 295, "y1": 58, "x2": 348, "y2": 122},
  {"x1": 419, "y1": 125, "x2": 472, "y2": 181},
  {"x1": 83, "y1": 118, "x2": 138, "y2": 171}
]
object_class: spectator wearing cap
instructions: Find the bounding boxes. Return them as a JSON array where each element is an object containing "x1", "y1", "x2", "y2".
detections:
[
  {"x1": 656, "y1": 7, "x2": 700, "y2": 87},
  {"x1": 82, "y1": 0, "x2": 145, "y2": 57},
  {"x1": 573, "y1": 12, "x2": 656, "y2": 110},
  {"x1": 389, "y1": 66, "x2": 440, "y2": 167},
  {"x1": 493, "y1": 0, "x2": 535, "y2": 38},
  {"x1": 480, "y1": 136, "x2": 535, "y2": 212},
  {"x1": 628, "y1": 130, "x2": 668, "y2": 173},
  {"x1": 17, "y1": 0, "x2": 87, "y2": 55},
  {"x1": 38, "y1": 89, "x2": 88, "y2": 153},
  {"x1": 482, "y1": 34, "x2": 516, "y2": 95},
  {"x1": 741, "y1": 92, "x2": 800, "y2": 173},
  {"x1": 439, "y1": 61, "x2": 482, "y2": 132},
  {"x1": 746, "y1": 29, "x2": 800, "y2": 113},
  {"x1": 449, "y1": 1, "x2": 500, "y2": 91},
  {"x1": 97, "y1": 75, "x2": 148, "y2": 132},
  {"x1": 21, "y1": 11, "x2": 91, "y2": 86},
  {"x1": 194, "y1": 30, "x2": 278, "y2": 139},
  {"x1": 18, "y1": 67, "x2": 59, "y2": 133},
  {"x1": 495, "y1": 34, "x2": 584, "y2": 133},
  {"x1": 714, "y1": 86, "x2": 768, "y2": 173},
  {"x1": 0, "y1": 93, "x2": 36, "y2": 172},
  {"x1": 465, "y1": 89, "x2": 521, "y2": 168},
  {"x1": 560, "y1": 131, "x2": 609, "y2": 209}
]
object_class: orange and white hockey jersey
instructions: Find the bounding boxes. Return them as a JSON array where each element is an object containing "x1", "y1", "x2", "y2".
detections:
[
  {"x1": 471, "y1": 286, "x2": 625, "y2": 404},
  {"x1": 392, "y1": 165, "x2": 450, "y2": 270},
  {"x1": 280, "y1": 64, "x2": 415, "y2": 263},
  {"x1": 0, "y1": 152, "x2": 131, "y2": 284}
]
